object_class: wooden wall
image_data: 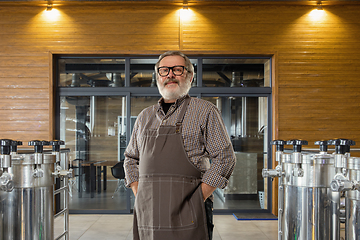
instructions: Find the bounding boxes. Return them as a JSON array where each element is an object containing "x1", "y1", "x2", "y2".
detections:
[
  {"x1": 1, "y1": 1, "x2": 360, "y2": 214},
  {"x1": 1, "y1": 2, "x2": 359, "y2": 143}
]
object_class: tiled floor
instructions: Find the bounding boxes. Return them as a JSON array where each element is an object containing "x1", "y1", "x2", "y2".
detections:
[{"x1": 54, "y1": 214, "x2": 278, "y2": 240}]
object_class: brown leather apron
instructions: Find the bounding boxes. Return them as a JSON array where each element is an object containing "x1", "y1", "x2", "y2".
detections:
[{"x1": 133, "y1": 97, "x2": 209, "y2": 240}]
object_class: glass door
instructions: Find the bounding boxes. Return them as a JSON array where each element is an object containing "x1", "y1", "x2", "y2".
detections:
[
  {"x1": 202, "y1": 96, "x2": 269, "y2": 210},
  {"x1": 60, "y1": 95, "x2": 130, "y2": 213}
]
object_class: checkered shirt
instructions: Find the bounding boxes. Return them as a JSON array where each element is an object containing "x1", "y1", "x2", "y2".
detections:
[{"x1": 124, "y1": 95, "x2": 236, "y2": 189}]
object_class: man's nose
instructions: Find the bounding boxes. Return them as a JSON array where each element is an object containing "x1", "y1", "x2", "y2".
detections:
[{"x1": 167, "y1": 69, "x2": 176, "y2": 78}]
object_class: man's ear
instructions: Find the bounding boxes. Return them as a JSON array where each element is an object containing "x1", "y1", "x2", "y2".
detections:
[{"x1": 189, "y1": 73, "x2": 194, "y2": 83}]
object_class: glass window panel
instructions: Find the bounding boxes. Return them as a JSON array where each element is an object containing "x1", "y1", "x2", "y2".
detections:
[
  {"x1": 202, "y1": 58, "x2": 270, "y2": 87},
  {"x1": 202, "y1": 96, "x2": 268, "y2": 210},
  {"x1": 190, "y1": 59, "x2": 198, "y2": 87},
  {"x1": 130, "y1": 59, "x2": 157, "y2": 87},
  {"x1": 58, "y1": 58, "x2": 126, "y2": 87},
  {"x1": 60, "y1": 95, "x2": 127, "y2": 211}
]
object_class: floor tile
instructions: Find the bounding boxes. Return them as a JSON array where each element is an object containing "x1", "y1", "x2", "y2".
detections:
[{"x1": 54, "y1": 214, "x2": 279, "y2": 240}]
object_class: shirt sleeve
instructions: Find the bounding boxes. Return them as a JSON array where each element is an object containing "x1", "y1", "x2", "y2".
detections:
[
  {"x1": 201, "y1": 106, "x2": 236, "y2": 189},
  {"x1": 123, "y1": 114, "x2": 141, "y2": 187}
]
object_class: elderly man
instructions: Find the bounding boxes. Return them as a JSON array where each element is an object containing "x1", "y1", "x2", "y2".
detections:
[{"x1": 124, "y1": 51, "x2": 236, "y2": 240}]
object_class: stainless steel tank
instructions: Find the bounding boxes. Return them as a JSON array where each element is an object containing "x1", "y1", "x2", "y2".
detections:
[
  {"x1": 331, "y1": 156, "x2": 360, "y2": 240},
  {"x1": 282, "y1": 151, "x2": 337, "y2": 240},
  {"x1": 0, "y1": 139, "x2": 72, "y2": 240},
  {"x1": 345, "y1": 157, "x2": 360, "y2": 240},
  {"x1": 263, "y1": 139, "x2": 342, "y2": 240},
  {"x1": 0, "y1": 140, "x2": 56, "y2": 240},
  {"x1": 1, "y1": 152, "x2": 55, "y2": 240}
]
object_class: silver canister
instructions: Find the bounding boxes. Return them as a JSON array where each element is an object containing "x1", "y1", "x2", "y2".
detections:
[
  {"x1": 0, "y1": 153, "x2": 55, "y2": 240},
  {"x1": 281, "y1": 153, "x2": 338, "y2": 240},
  {"x1": 345, "y1": 157, "x2": 360, "y2": 240}
]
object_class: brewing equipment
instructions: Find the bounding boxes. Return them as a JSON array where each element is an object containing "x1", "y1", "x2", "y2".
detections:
[
  {"x1": 0, "y1": 139, "x2": 72, "y2": 240},
  {"x1": 263, "y1": 139, "x2": 359, "y2": 240},
  {"x1": 330, "y1": 139, "x2": 360, "y2": 240},
  {"x1": 342, "y1": 157, "x2": 360, "y2": 240}
]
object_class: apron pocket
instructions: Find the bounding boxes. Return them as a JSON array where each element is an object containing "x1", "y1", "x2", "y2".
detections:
[
  {"x1": 135, "y1": 180, "x2": 154, "y2": 229},
  {"x1": 136, "y1": 176, "x2": 203, "y2": 230}
]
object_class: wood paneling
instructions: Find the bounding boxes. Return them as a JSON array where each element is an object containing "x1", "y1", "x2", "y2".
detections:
[
  {"x1": 1, "y1": 2, "x2": 360, "y2": 215},
  {"x1": 180, "y1": 4, "x2": 360, "y2": 150},
  {"x1": 0, "y1": 4, "x2": 180, "y2": 142}
]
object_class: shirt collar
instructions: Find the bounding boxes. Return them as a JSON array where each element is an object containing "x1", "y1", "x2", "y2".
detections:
[
  {"x1": 156, "y1": 94, "x2": 190, "y2": 113},
  {"x1": 158, "y1": 94, "x2": 190, "y2": 107}
]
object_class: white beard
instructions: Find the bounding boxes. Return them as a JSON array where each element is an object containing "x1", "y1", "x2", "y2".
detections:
[{"x1": 157, "y1": 78, "x2": 192, "y2": 102}]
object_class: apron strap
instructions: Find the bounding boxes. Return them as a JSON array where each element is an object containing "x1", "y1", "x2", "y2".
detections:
[{"x1": 175, "y1": 97, "x2": 191, "y2": 133}]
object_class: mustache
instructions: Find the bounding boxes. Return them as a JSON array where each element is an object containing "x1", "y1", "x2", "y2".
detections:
[{"x1": 163, "y1": 78, "x2": 179, "y2": 85}]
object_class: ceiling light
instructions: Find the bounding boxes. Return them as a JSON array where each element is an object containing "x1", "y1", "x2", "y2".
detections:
[
  {"x1": 46, "y1": 3, "x2": 53, "y2": 11},
  {"x1": 183, "y1": 0, "x2": 188, "y2": 10},
  {"x1": 317, "y1": 3, "x2": 323, "y2": 10}
]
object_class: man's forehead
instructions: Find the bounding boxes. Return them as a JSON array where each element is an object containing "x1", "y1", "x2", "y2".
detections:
[{"x1": 159, "y1": 55, "x2": 185, "y2": 66}]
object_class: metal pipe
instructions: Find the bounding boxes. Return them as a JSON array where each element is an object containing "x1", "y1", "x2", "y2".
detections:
[
  {"x1": 54, "y1": 208, "x2": 68, "y2": 218},
  {"x1": 90, "y1": 96, "x2": 96, "y2": 135},
  {"x1": 54, "y1": 186, "x2": 68, "y2": 195},
  {"x1": 55, "y1": 231, "x2": 67, "y2": 240},
  {"x1": 241, "y1": 97, "x2": 246, "y2": 137}
]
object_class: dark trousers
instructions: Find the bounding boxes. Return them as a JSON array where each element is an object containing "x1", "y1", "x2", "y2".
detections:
[{"x1": 205, "y1": 198, "x2": 214, "y2": 240}]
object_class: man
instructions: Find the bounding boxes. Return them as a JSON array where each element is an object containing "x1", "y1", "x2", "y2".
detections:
[{"x1": 124, "y1": 51, "x2": 236, "y2": 240}]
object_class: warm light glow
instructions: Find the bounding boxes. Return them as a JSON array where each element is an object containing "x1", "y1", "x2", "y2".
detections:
[
  {"x1": 309, "y1": 8, "x2": 325, "y2": 21},
  {"x1": 180, "y1": 8, "x2": 192, "y2": 21},
  {"x1": 43, "y1": 8, "x2": 61, "y2": 21}
]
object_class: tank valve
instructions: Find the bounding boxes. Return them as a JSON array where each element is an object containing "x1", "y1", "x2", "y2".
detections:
[
  {"x1": 28, "y1": 140, "x2": 50, "y2": 178},
  {"x1": 0, "y1": 139, "x2": 15, "y2": 192},
  {"x1": 287, "y1": 140, "x2": 307, "y2": 177},
  {"x1": 262, "y1": 165, "x2": 283, "y2": 179},
  {"x1": 329, "y1": 139, "x2": 356, "y2": 174},
  {"x1": 287, "y1": 139, "x2": 308, "y2": 153},
  {"x1": 271, "y1": 140, "x2": 286, "y2": 163},
  {"x1": 50, "y1": 140, "x2": 65, "y2": 164},
  {"x1": 10, "y1": 140, "x2": 22, "y2": 155},
  {"x1": 0, "y1": 139, "x2": 12, "y2": 170},
  {"x1": 262, "y1": 169, "x2": 277, "y2": 178},
  {"x1": 315, "y1": 140, "x2": 328, "y2": 153},
  {"x1": 328, "y1": 139, "x2": 356, "y2": 155},
  {"x1": 53, "y1": 165, "x2": 74, "y2": 179},
  {"x1": 331, "y1": 173, "x2": 353, "y2": 192},
  {"x1": 271, "y1": 140, "x2": 286, "y2": 152},
  {"x1": 0, "y1": 172, "x2": 14, "y2": 192}
]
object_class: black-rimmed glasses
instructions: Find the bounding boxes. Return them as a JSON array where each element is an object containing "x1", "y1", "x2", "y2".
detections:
[{"x1": 157, "y1": 65, "x2": 188, "y2": 77}]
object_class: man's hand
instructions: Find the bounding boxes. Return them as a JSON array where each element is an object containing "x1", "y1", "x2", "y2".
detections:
[
  {"x1": 130, "y1": 181, "x2": 139, "y2": 197},
  {"x1": 201, "y1": 182, "x2": 216, "y2": 202}
]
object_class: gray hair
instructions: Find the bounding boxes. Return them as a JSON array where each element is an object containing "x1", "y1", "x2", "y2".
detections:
[{"x1": 155, "y1": 51, "x2": 194, "y2": 77}]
